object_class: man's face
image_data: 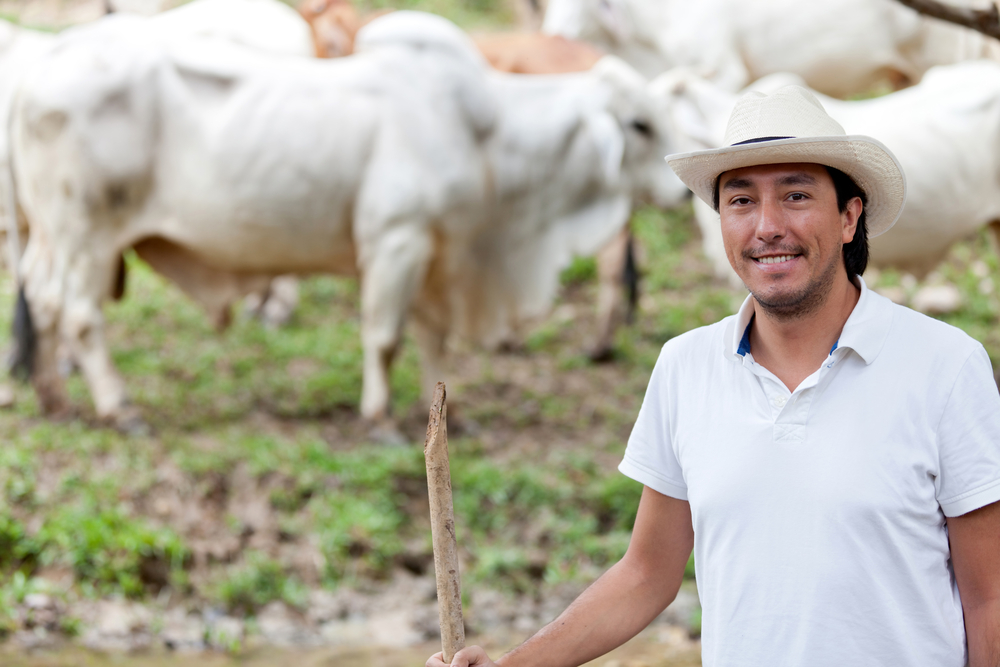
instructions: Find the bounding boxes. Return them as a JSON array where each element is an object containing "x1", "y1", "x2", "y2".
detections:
[{"x1": 718, "y1": 162, "x2": 861, "y2": 319}]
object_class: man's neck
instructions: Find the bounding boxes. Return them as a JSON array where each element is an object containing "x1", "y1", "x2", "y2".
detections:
[{"x1": 748, "y1": 274, "x2": 860, "y2": 392}]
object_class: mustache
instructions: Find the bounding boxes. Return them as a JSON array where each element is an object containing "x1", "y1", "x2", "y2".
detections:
[{"x1": 742, "y1": 244, "x2": 807, "y2": 260}]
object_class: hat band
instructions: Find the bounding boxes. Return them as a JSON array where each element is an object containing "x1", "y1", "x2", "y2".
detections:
[{"x1": 731, "y1": 136, "x2": 793, "y2": 146}]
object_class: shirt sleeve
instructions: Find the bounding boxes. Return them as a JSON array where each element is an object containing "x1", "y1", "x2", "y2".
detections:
[
  {"x1": 935, "y1": 345, "x2": 1000, "y2": 518},
  {"x1": 619, "y1": 344, "x2": 689, "y2": 500}
]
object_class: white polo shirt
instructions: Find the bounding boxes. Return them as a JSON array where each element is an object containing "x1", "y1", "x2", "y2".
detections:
[{"x1": 620, "y1": 278, "x2": 1000, "y2": 667}]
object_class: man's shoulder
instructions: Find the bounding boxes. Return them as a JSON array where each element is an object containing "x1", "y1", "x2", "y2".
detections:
[
  {"x1": 658, "y1": 315, "x2": 735, "y2": 365},
  {"x1": 885, "y1": 300, "x2": 982, "y2": 358}
]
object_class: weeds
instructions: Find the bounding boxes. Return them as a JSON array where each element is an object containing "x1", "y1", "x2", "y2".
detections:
[
  {"x1": 214, "y1": 552, "x2": 307, "y2": 615},
  {"x1": 34, "y1": 505, "x2": 188, "y2": 598},
  {"x1": 0, "y1": 181, "x2": 995, "y2": 621}
]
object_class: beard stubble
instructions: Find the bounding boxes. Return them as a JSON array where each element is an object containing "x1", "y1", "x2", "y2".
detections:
[{"x1": 743, "y1": 245, "x2": 842, "y2": 322}]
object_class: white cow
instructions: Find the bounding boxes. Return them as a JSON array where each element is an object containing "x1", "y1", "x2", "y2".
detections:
[
  {"x1": 10, "y1": 11, "x2": 493, "y2": 431},
  {"x1": 655, "y1": 61, "x2": 1000, "y2": 289},
  {"x1": 1, "y1": 0, "x2": 313, "y2": 325},
  {"x1": 435, "y1": 57, "x2": 690, "y2": 366},
  {"x1": 2, "y1": 0, "x2": 314, "y2": 233},
  {"x1": 1, "y1": 21, "x2": 56, "y2": 271},
  {"x1": 542, "y1": 0, "x2": 998, "y2": 96},
  {"x1": 10, "y1": 11, "x2": 685, "y2": 433},
  {"x1": 146, "y1": 0, "x2": 314, "y2": 57}
]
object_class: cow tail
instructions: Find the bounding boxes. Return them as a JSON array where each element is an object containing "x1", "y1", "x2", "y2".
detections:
[
  {"x1": 623, "y1": 230, "x2": 639, "y2": 324},
  {"x1": 9, "y1": 286, "x2": 35, "y2": 381},
  {"x1": 5, "y1": 92, "x2": 34, "y2": 381}
]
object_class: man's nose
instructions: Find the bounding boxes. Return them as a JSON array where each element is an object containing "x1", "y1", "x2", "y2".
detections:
[{"x1": 754, "y1": 197, "x2": 787, "y2": 242}]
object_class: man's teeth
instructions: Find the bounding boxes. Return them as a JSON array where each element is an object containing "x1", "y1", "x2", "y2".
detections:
[{"x1": 757, "y1": 255, "x2": 796, "y2": 264}]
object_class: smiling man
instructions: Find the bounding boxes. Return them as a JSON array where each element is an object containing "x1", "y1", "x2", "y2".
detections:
[{"x1": 428, "y1": 87, "x2": 1000, "y2": 667}]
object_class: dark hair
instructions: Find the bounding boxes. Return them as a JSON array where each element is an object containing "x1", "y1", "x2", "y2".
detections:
[
  {"x1": 711, "y1": 165, "x2": 869, "y2": 277},
  {"x1": 825, "y1": 166, "x2": 868, "y2": 277}
]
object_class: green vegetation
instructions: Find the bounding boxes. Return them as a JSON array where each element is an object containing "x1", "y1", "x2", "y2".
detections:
[
  {"x1": 2, "y1": 1, "x2": 1000, "y2": 639},
  {"x1": 214, "y1": 552, "x2": 308, "y2": 614},
  {"x1": 560, "y1": 256, "x2": 599, "y2": 286},
  {"x1": 0, "y1": 201, "x2": 994, "y2": 627},
  {"x1": 354, "y1": 0, "x2": 515, "y2": 29},
  {"x1": 933, "y1": 229, "x2": 1000, "y2": 356},
  {"x1": 34, "y1": 506, "x2": 187, "y2": 598}
]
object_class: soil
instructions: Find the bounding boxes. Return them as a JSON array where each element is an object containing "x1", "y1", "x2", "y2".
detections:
[{"x1": 4, "y1": 627, "x2": 701, "y2": 667}]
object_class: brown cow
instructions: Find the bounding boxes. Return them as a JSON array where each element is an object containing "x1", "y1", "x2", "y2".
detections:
[
  {"x1": 297, "y1": 0, "x2": 636, "y2": 360},
  {"x1": 297, "y1": 0, "x2": 357, "y2": 57},
  {"x1": 297, "y1": 0, "x2": 389, "y2": 58},
  {"x1": 473, "y1": 32, "x2": 603, "y2": 73}
]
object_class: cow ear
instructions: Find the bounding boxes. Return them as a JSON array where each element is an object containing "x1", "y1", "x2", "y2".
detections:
[
  {"x1": 596, "y1": 0, "x2": 632, "y2": 43},
  {"x1": 586, "y1": 112, "x2": 624, "y2": 185}
]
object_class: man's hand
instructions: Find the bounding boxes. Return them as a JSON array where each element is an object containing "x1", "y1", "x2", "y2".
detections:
[
  {"x1": 425, "y1": 488, "x2": 692, "y2": 667},
  {"x1": 426, "y1": 646, "x2": 497, "y2": 667}
]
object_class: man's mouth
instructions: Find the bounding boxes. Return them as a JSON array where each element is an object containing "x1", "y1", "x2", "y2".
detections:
[{"x1": 753, "y1": 254, "x2": 799, "y2": 264}]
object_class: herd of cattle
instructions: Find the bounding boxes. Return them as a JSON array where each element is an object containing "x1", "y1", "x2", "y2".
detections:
[{"x1": 1, "y1": 0, "x2": 1000, "y2": 432}]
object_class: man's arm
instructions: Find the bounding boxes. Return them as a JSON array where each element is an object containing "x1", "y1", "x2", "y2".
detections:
[
  {"x1": 427, "y1": 486, "x2": 694, "y2": 667},
  {"x1": 948, "y1": 499, "x2": 1000, "y2": 667}
]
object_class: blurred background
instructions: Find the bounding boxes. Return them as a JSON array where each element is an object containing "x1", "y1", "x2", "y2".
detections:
[{"x1": 0, "y1": 0, "x2": 998, "y2": 665}]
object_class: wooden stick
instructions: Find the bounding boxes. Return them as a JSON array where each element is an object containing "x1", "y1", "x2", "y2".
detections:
[
  {"x1": 894, "y1": 0, "x2": 1000, "y2": 39},
  {"x1": 424, "y1": 382, "x2": 465, "y2": 663}
]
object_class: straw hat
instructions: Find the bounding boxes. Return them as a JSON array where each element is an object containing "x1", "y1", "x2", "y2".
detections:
[{"x1": 665, "y1": 85, "x2": 906, "y2": 238}]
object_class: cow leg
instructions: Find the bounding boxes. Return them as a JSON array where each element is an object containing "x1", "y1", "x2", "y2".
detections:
[
  {"x1": 411, "y1": 238, "x2": 451, "y2": 407},
  {"x1": 589, "y1": 226, "x2": 630, "y2": 362},
  {"x1": 254, "y1": 275, "x2": 300, "y2": 329},
  {"x1": 32, "y1": 321, "x2": 69, "y2": 417},
  {"x1": 410, "y1": 285, "x2": 450, "y2": 409},
  {"x1": 60, "y1": 252, "x2": 141, "y2": 432},
  {"x1": 23, "y1": 280, "x2": 70, "y2": 417},
  {"x1": 359, "y1": 226, "x2": 433, "y2": 428},
  {"x1": 411, "y1": 318, "x2": 447, "y2": 405},
  {"x1": 987, "y1": 220, "x2": 1000, "y2": 258},
  {"x1": 13, "y1": 231, "x2": 70, "y2": 416}
]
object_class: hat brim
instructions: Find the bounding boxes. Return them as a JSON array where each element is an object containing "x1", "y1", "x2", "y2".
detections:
[{"x1": 665, "y1": 135, "x2": 906, "y2": 238}]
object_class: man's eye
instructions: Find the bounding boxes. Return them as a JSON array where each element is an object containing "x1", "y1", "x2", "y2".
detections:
[
  {"x1": 731, "y1": 197, "x2": 752, "y2": 206},
  {"x1": 788, "y1": 192, "x2": 808, "y2": 201}
]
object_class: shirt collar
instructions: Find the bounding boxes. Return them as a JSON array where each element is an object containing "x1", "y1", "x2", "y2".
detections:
[
  {"x1": 729, "y1": 291, "x2": 757, "y2": 358},
  {"x1": 836, "y1": 276, "x2": 894, "y2": 364},
  {"x1": 727, "y1": 276, "x2": 893, "y2": 364}
]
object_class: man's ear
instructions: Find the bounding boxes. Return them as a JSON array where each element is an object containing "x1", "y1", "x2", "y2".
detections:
[
  {"x1": 842, "y1": 196, "x2": 863, "y2": 243},
  {"x1": 586, "y1": 112, "x2": 624, "y2": 186}
]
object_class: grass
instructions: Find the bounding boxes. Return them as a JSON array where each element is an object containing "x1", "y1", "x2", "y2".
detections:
[
  {"x1": 353, "y1": 0, "x2": 516, "y2": 29},
  {"x1": 0, "y1": 201, "x2": 996, "y2": 625},
  {"x1": 214, "y1": 552, "x2": 308, "y2": 615},
  {"x1": 1, "y1": 0, "x2": 514, "y2": 32},
  {"x1": 33, "y1": 505, "x2": 187, "y2": 599},
  {"x1": 0, "y1": 210, "x2": 695, "y2": 615},
  {"x1": 2, "y1": 0, "x2": 1000, "y2": 642}
]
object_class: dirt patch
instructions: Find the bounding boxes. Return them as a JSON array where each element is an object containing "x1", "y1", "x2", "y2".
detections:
[{"x1": 2, "y1": 574, "x2": 700, "y2": 662}]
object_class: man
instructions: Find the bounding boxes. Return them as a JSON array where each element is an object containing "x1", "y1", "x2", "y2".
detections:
[{"x1": 427, "y1": 86, "x2": 1000, "y2": 667}]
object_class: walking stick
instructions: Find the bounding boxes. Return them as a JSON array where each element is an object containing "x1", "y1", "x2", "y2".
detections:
[{"x1": 424, "y1": 382, "x2": 465, "y2": 663}]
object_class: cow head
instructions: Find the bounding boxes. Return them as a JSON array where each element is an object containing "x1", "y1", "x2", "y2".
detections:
[
  {"x1": 647, "y1": 67, "x2": 729, "y2": 153},
  {"x1": 591, "y1": 56, "x2": 689, "y2": 210},
  {"x1": 647, "y1": 68, "x2": 814, "y2": 155},
  {"x1": 298, "y1": 0, "x2": 360, "y2": 58}
]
